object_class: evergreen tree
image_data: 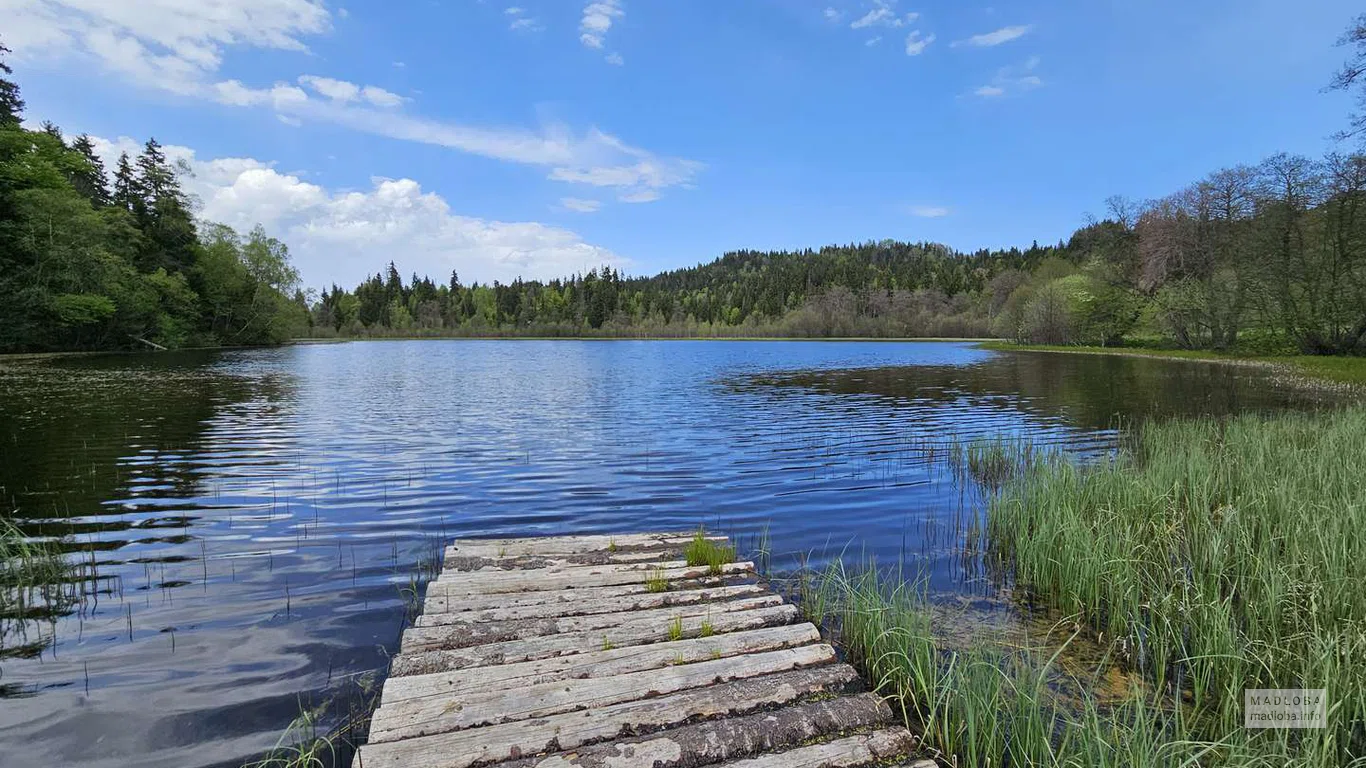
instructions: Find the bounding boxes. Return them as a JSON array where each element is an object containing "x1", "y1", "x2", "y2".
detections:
[
  {"x1": 0, "y1": 43, "x2": 23, "y2": 126},
  {"x1": 112, "y1": 152, "x2": 139, "y2": 212},
  {"x1": 68, "y1": 134, "x2": 111, "y2": 207}
]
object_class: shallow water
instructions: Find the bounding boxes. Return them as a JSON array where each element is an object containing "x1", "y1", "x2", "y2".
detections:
[{"x1": 0, "y1": 340, "x2": 1336, "y2": 767}]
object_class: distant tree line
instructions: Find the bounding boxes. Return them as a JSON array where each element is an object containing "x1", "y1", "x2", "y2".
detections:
[{"x1": 0, "y1": 44, "x2": 307, "y2": 353}]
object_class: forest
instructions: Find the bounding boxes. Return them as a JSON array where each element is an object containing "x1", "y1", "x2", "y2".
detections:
[
  {"x1": 3, "y1": 25, "x2": 1366, "y2": 355},
  {"x1": 0, "y1": 44, "x2": 307, "y2": 353}
]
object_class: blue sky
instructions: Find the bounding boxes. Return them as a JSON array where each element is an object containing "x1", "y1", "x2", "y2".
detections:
[{"x1": 5, "y1": 0, "x2": 1362, "y2": 288}]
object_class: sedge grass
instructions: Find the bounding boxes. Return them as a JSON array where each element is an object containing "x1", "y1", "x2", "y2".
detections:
[
  {"x1": 683, "y1": 527, "x2": 736, "y2": 575},
  {"x1": 985, "y1": 406, "x2": 1366, "y2": 765}
]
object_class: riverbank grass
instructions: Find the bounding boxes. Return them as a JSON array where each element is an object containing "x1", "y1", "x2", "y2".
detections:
[{"x1": 796, "y1": 406, "x2": 1366, "y2": 766}]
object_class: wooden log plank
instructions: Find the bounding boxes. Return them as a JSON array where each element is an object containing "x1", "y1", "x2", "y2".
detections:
[
  {"x1": 370, "y1": 644, "x2": 837, "y2": 742},
  {"x1": 436, "y1": 559, "x2": 691, "y2": 582},
  {"x1": 423, "y1": 575, "x2": 750, "y2": 613},
  {"x1": 448, "y1": 533, "x2": 725, "y2": 558},
  {"x1": 422, "y1": 583, "x2": 766, "y2": 621},
  {"x1": 710, "y1": 729, "x2": 916, "y2": 768},
  {"x1": 504, "y1": 693, "x2": 895, "y2": 768},
  {"x1": 390, "y1": 604, "x2": 801, "y2": 676},
  {"x1": 414, "y1": 591, "x2": 778, "y2": 635},
  {"x1": 382, "y1": 624, "x2": 820, "y2": 703},
  {"x1": 352, "y1": 665, "x2": 861, "y2": 768},
  {"x1": 442, "y1": 548, "x2": 685, "y2": 572},
  {"x1": 402, "y1": 597, "x2": 787, "y2": 653},
  {"x1": 428, "y1": 561, "x2": 755, "y2": 595}
]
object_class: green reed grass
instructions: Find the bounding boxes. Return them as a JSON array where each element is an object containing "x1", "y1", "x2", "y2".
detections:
[
  {"x1": 683, "y1": 527, "x2": 735, "y2": 575},
  {"x1": 785, "y1": 407, "x2": 1366, "y2": 766},
  {"x1": 986, "y1": 407, "x2": 1366, "y2": 765}
]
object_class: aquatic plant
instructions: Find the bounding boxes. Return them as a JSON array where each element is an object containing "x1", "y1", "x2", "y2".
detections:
[
  {"x1": 683, "y1": 528, "x2": 735, "y2": 576},
  {"x1": 987, "y1": 407, "x2": 1366, "y2": 765}
]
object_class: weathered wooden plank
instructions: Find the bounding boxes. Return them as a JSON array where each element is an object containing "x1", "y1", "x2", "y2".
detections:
[
  {"x1": 382, "y1": 623, "x2": 821, "y2": 703},
  {"x1": 402, "y1": 597, "x2": 789, "y2": 653},
  {"x1": 390, "y1": 603, "x2": 800, "y2": 676},
  {"x1": 504, "y1": 693, "x2": 894, "y2": 768},
  {"x1": 371, "y1": 644, "x2": 836, "y2": 743},
  {"x1": 448, "y1": 533, "x2": 725, "y2": 558},
  {"x1": 428, "y1": 561, "x2": 755, "y2": 595},
  {"x1": 422, "y1": 582, "x2": 766, "y2": 621},
  {"x1": 711, "y1": 729, "x2": 916, "y2": 768},
  {"x1": 435, "y1": 559, "x2": 690, "y2": 582},
  {"x1": 442, "y1": 548, "x2": 686, "y2": 572},
  {"x1": 352, "y1": 665, "x2": 861, "y2": 768},
  {"x1": 424, "y1": 575, "x2": 750, "y2": 612},
  {"x1": 415, "y1": 591, "x2": 778, "y2": 635}
]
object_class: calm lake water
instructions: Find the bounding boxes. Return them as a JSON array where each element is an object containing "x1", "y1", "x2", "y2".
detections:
[{"x1": 0, "y1": 340, "x2": 1337, "y2": 767}]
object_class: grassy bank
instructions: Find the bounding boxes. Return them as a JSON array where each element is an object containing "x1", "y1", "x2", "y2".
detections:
[
  {"x1": 977, "y1": 341, "x2": 1366, "y2": 387},
  {"x1": 796, "y1": 407, "x2": 1366, "y2": 766}
]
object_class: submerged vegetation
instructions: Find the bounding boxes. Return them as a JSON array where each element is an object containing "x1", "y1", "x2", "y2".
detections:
[{"x1": 794, "y1": 407, "x2": 1366, "y2": 767}]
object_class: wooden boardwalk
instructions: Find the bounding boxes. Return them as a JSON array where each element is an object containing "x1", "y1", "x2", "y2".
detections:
[{"x1": 354, "y1": 532, "x2": 932, "y2": 768}]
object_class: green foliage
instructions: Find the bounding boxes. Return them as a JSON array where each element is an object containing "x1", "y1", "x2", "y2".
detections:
[
  {"x1": 987, "y1": 408, "x2": 1366, "y2": 765},
  {"x1": 683, "y1": 528, "x2": 735, "y2": 576},
  {"x1": 0, "y1": 53, "x2": 305, "y2": 353}
]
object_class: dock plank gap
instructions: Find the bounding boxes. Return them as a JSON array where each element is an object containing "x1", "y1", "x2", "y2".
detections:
[{"x1": 355, "y1": 531, "x2": 935, "y2": 768}]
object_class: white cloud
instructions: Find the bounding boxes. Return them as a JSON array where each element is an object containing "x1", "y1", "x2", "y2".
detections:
[
  {"x1": 971, "y1": 56, "x2": 1043, "y2": 98},
  {"x1": 823, "y1": 7, "x2": 842, "y2": 22},
  {"x1": 904, "y1": 30, "x2": 934, "y2": 55},
  {"x1": 850, "y1": 7, "x2": 895, "y2": 29},
  {"x1": 909, "y1": 205, "x2": 949, "y2": 217},
  {"x1": 618, "y1": 189, "x2": 660, "y2": 204},
  {"x1": 604, "y1": 52, "x2": 624, "y2": 65},
  {"x1": 579, "y1": 0, "x2": 623, "y2": 50},
  {"x1": 277, "y1": 114, "x2": 303, "y2": 127},
  {"x1": 504, "y1": 6, "x2": 524, "y2": 14},
  {"x1": 9, "y1": 0, "x2": 697, "y2": 200},
  {"x1": 298, "y1": 75, "x2": 360, "y2": 103},
  {"x1": 88, "y1": 136, "x2": 627, "y2": 286},
  {"x1": 955, "y1": 24, "x2": 1031, "y2": 48},
  {"x1": 560, "y1": 197, "x2": 602, "y2": 213},
  {"x1": 4, "y1": 0, "x2": 331, "y2": 93},
  {"x1": 505, "y1": 7, "x2": 544, "y2": 33},
  {"x1": 865, "y1": 36, "x2": 882, "y2": 47},
  {"x1": 296, "y1": 75, "x2": 404, "y2": 108}
]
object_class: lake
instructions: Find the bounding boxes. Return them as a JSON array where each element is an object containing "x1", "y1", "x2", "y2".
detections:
[{"x1": 0, "y1": 340, "x2": 1337, "y2": 767}]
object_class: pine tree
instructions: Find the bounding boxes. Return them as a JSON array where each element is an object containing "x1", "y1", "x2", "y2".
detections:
[
  {"x1": 0, "y1": 43, "x2": 23, "y2": 126},
  {"x1": 112, "y1": 152, "x2": 139, "y2": 212},
  {"x1": 135, "y1": 138, "x2": 176, "y2": 203},
  {"x1": 69, "y1": 134, "x2": 111, "y2": 207}
]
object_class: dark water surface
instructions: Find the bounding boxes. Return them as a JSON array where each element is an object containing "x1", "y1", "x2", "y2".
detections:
[{"x1": 0, "y1": 340, "x2": 1336, "y2": 767}]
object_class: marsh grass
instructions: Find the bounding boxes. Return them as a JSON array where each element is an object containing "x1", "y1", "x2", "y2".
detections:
[
  {"x1": 784, "y1": 407, "x2": 1366, "y2": 766},
  {"x1": 241, "y1": 674, "x2": 381, "y2": 768},
  {"x1": 667, "y1": 615, "x2": 684, "y2": 641},
  {"x1": 1, "y1": 517, "x2": 82, "y2": 658},
  {"x1": 683, "y1": 528, "x2": 735, "y2": 575},
  {"x1": 985, "y1": 407, "x2": 1366, "y2": 765}
]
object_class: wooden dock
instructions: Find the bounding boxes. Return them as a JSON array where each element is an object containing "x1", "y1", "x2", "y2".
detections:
[{"x1": 354, "y1": 531, "x2": 932, "y2": 768}]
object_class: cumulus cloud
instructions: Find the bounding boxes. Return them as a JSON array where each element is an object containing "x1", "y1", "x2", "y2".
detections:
[
  {"x1": 88, "y1": 136, "x2": 627, "y2": 286},
  {"x1": 4, "y1": 0, "x2": 331, "y2": 93},
  {"x1": 823, "y1": 7, "x2": 843, "y2": 23},
  {"x1": 579, "y1": 0, "x2": 623, "y2": 49},
  {"x1": 7, "y1": 0, "x2": 697, "y2": 200},
  {"x1": 955, "y1": 24, "x2": 1031, "y2": 48}
]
